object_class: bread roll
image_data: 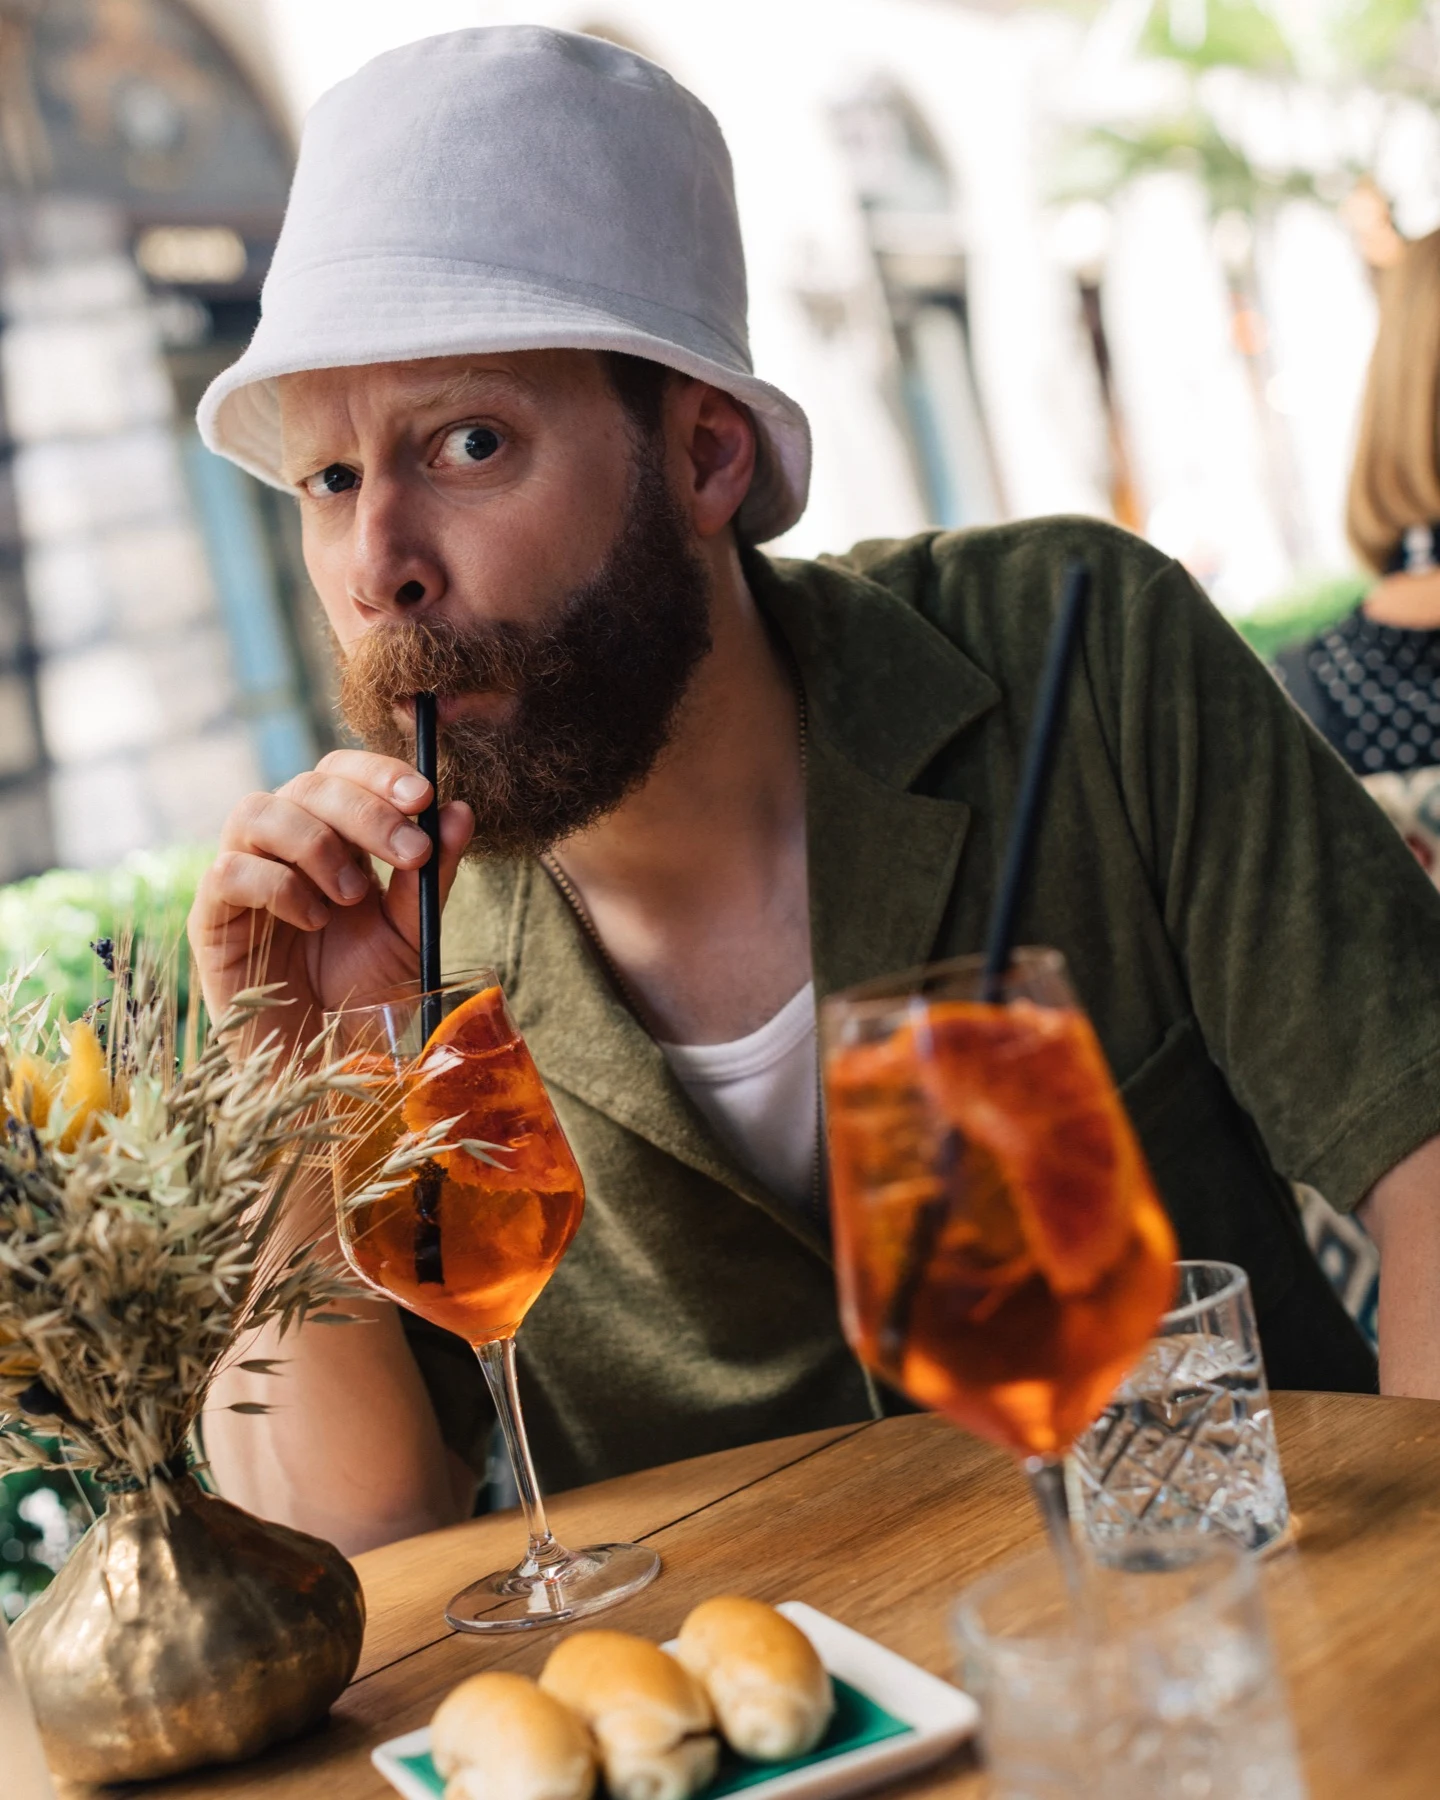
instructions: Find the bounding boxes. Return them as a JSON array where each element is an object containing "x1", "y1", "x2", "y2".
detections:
[
  {"x1": 431, "y1": 1670, "x2": 597, "y2": 1800},
  {"x1": 539, "y1": 1630, "x2": 719, "y2": 1800},
  {"x1": 674, "y1": 1598, "x2": 833, "y2": 1761}
]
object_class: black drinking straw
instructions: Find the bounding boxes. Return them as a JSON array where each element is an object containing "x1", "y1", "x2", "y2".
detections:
[
  {"x1": 414, "y1": 692, "x2": 443, "y2": 1044},
  {"x1": 879, "y1": 561, "x2": 1092, "y2": 1365},
  {"x1": 981, "y1": 560, "x2": 1093, "y2": 1582},
  {"x1": 413, "y1": 691, "x2": 444, "y2": 1285},
  {"x1": 982, "y1": 561, "x2": 1091, "y2": 997}
]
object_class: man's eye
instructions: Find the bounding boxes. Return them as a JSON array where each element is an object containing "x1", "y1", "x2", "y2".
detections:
[
  {"x1": 304, "y1": 464, "x2": 358, "y2": 497},
  {"x1": 435, "y1": 425, "x2": 503, "y2": 467}
]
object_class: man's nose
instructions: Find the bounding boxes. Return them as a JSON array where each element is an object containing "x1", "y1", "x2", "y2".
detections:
[{"x1": 345, "y1": 479, "x2": 447, "y2": 616}]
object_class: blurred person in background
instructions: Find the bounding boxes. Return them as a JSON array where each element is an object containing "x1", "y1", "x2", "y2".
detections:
[
  {"x1": 1278, "y1": 230, "x2": 1440, "y2": 877},
  {"x1": 1274, "y1": 227, "x2": 1440, "y2": 1342},
  {"x1": 189, "y1": 29, "x2": 1440, "y2": 1556}
]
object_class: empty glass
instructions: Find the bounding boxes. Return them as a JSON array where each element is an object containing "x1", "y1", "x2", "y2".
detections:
[
  {"x1": 954, "y1": 1534, "x2": 1307, "y2": 1799},
  {"x1": 1069, "y1": 1261, "x2": 1291, "y2": 1556}
]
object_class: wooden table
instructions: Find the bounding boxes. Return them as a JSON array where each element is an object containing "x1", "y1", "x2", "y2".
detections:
[{"x1": 93, "y1": 1392, "x2": 1440, "y2": 1800}]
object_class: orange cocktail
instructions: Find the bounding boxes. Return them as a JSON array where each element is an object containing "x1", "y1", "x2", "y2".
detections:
[
  {"x1": 824, "y1": 952, "x2": 1176, "y2": 1460},
  {"x1": 335, "y1": 984, "x2": 583, "y2": 1344},
  {"x1": 327, "y1": 971, "x2": 658, "y2": 1634}
]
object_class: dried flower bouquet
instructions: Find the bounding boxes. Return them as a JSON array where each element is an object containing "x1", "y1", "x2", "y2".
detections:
[{"x1": 0, "y1": 952, "x2": 442, "y2": 1515}]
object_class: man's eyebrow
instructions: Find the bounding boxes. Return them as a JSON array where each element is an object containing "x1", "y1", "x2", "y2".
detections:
[{"x1": 277, "y1": 369, "x2": 536, "y2": 482}]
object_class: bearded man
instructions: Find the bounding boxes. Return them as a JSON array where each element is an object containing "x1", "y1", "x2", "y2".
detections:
[{"x1": 192, "y1": 27, "x2": 1440, "y2": 1555}]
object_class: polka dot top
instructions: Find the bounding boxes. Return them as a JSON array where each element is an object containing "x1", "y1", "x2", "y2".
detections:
[{"x1": 1275, "y1": 608, "x2": 1440, "y2": 776}]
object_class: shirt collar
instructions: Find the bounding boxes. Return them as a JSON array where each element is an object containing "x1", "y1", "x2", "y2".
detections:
[{"x1": 750, "y1": 543, "x2": 1000, "y2": 789}]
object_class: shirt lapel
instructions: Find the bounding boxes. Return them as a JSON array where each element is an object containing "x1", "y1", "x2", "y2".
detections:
[
  {"x1": 803, "y1": 728, "x2": 978, "y2": 999},
  {"x1": 754, "y1": 546, "x2": 999, "y2": 1000}
]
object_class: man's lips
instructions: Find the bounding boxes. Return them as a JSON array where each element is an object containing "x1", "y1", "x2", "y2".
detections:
[{"x1": 390, "y1": 691, "x2": 517, "y2": 729}]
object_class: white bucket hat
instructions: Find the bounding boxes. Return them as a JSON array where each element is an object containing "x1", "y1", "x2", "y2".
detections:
[{"x1": 198, "y1": 26, "x2": 811, "y2": 543}]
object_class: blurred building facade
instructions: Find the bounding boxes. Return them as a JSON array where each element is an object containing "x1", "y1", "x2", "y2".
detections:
[
  {"x1": 0, "y1": 0, "x2": 328, "y2": 881},
  {"x1": 0, "y1": 0, "x2": 1432, "y2": 879}
]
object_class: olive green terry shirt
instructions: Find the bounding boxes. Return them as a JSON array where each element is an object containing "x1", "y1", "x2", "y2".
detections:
[{"x1": 415, "y1": 518, "x2": 1440, "y2": 1494}]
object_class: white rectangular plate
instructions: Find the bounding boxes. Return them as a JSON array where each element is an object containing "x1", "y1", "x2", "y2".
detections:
[{"x1": 373, "y1": 1601, "x2": 978, "y2": 1800}]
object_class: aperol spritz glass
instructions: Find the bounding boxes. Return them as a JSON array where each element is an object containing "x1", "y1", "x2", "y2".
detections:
[
  {"x1": 326, "y1": 970, "x2": 659, "y2": 1632},
  {"x1": 822, "y1": 949, "x2": 1177, "y2": 1562}
]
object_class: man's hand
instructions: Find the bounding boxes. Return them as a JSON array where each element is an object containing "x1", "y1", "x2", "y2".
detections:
[
  {"x1": 189, "y1": 749, "x2": 474, "y2": 1048},
  {"x1": 194, "y1": 754, "x2": 474, "y2": 1544},
  {"x1": 1360, "y1": 1132, "x2": 1440, "y2": 1400}
]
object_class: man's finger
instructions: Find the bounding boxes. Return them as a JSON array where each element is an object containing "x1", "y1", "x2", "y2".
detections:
[
  {"x1": 218, "y1": 792, "x2": 377, "y2": 906},
  {"x1": 251, "y1": 774, "x2": 433, "y2": 873},
  {"x1": 382, "y1": 802, "x2": 475, "y2": 947},
  {"x1": 193, "y1": 850, "x2": 331, "y2": 937},
  {"x1": 312, "y1": 748, "x2": 434, "y2": 814}
]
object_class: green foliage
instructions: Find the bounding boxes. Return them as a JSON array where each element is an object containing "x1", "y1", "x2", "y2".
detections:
[
  {"x1": 1057, "y1": 0, "x2": 1439, "y2": 222},
  {"x1": 1329, "y1": 0, "x2": 1430, "y2": 78},
  {"x1": 0, "y1": 1459, "x2": 100, "y2": 1622},
  {"x1": 0, "y1": 844, "x2": 209, "y2": 1024},
  {"x1": 1140, "y1": 0, "x2": 1295, "y2": 74},
  {"x1": 1061, "y1": 112, "x2": 1316, "y2": 218},
  {"x1": 1234, "y1": 570, "x2": 1369, "y2": 660}
]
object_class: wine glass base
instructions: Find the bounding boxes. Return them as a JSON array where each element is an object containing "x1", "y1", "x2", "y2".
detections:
[{"x1": 444, "y1": 1541, "x2": 661, "y2": 1634}]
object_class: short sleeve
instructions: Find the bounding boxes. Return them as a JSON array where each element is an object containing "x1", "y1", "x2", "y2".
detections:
[{"x1": 1104, "y1": 559, "x2": 1440, "y2": 1211}]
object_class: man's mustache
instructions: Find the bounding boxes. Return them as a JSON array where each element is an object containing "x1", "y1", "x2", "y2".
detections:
[{"x1": 340, "y1": 616, "x2": 568, "y2": 724}]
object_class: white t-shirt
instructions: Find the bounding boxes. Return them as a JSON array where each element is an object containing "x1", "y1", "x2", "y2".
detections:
[{"x1": 658, "y1": 983, "x2": 817, "y2": 1211}]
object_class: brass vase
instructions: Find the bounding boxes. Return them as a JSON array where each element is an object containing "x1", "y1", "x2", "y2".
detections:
[{"x1": 12, "y1": 1475, "x2": 365, "y2": 1783}]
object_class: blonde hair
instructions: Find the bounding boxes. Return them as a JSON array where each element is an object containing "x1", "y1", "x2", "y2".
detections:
[{"x1": 1348, "y1": 228, "x2": 1440, "y2": 574}]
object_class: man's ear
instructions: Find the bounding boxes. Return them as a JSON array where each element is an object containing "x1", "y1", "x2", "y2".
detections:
[{"x1": 670, "y1": 380, "x2": 756, "y2": 540}]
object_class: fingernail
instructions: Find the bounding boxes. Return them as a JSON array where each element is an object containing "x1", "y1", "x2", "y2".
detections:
[
  {"x1": 337, "y1": 865, "x2": 367, "y2": 902},
  {"x1": 393, "y1": 825, "x2": 431, "y2": 861},
  {"x1": 393, "y1": 774, "x2": 429, "y2": 808},
  {"x1": 306, "y1": 901, "x2": 331, "y2": 929}
]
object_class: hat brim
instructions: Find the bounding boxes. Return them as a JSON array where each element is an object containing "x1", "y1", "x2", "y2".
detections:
[{"x1": 197, "y1": 264, "x2": 810, "y2": 544}]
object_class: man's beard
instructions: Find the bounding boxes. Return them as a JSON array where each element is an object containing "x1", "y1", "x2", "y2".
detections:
[{"x1": 338, "y1": 444, "x2": 713, "y2": 859}]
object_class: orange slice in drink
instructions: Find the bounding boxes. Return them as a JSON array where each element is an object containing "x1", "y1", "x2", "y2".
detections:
[
  {"x1": 402, "y1": 986, "x2": 516, "y2": 1141},
  {"x1": 921, "y1": 1002, "x2": 1140, "y2": 1296},
  {"x1": 402, "y1": 987, "x2": 575, "y2": 1191},
  {"x1": 413, "y1": 986, "x2": 517, "y2": 1064}
]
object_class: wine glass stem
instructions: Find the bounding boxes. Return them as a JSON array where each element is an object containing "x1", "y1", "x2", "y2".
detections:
[
  {"x1": 475, "y1": 1338, "x2": 567, "y2": 1576},
  {"x1": 1024, "y1": 1453, "x2": 1086, "y2": 1597}
]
